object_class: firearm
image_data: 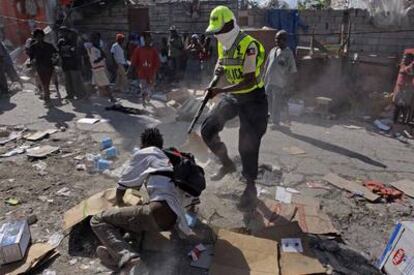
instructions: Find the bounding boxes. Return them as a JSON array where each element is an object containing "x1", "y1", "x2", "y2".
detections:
[{"x1": 187, "y1": 73, "x2": 220, "y2": 134}]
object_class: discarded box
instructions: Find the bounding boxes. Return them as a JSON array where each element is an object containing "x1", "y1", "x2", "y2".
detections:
[
  {"x1": 97, "y1": 159, "x2": 113, "y2": 171},
  {"x1": 0, "y1": 220, "x2": 31, "y2": 265},
  {"x1": 100, "y1": 137, "x2": 113, "y2": 150},
  {"x1": 377, "y1": 221, "x2": 414, "y2": 275},
  {"x1": 103, "y1": 146, "x2": 118, "y2": 159}
]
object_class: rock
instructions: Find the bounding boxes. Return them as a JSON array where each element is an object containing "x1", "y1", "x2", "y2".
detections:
[
  {"x1": 69, "y1": 259, "x2": 78, "y2": 265},
  {"x1": 27, "y1": 214, "x2": 38, "y2": 225}
]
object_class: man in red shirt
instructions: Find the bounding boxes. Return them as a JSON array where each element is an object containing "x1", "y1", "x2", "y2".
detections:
[{"x1": 131, "y1": 33, "x2": 160, "y2": 107}]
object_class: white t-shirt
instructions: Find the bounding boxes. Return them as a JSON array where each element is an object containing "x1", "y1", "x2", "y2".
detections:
[
  {"x1": 263, "y1": 46, "x2": 297, "y2": 89},
  {"x1": 117, "y1": 146, "x2": 194, "y2": 236},
  {"x1": 110, "y1": 42, "x2": 127, "y2": 65}
]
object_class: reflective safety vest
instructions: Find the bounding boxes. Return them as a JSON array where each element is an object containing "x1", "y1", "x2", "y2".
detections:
[{"x1": 217, "y1": 32, "x2": 265, "y2": 94}]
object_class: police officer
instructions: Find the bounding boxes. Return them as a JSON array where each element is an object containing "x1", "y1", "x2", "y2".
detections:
[{"x1": 201, "y1": 6, "x2": 268, "y2": 186}]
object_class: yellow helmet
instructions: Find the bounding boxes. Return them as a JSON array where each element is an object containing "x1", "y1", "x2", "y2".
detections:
[{"x1": 206, "y1": 6, "x2": 235, "y2": 34}]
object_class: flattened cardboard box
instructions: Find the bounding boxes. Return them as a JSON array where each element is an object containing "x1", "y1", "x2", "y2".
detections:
[
  {"x1": 63, "y1": 188, "x2": 142, "y2": 231},
  {"x1": 209, "y1": 229, "x2": 279, "y2": 275},
  {"x1": 377, "y1": 221, "x2": 414, "y2": 275},
  {"x1": 0, "y1": 243, "x2": 56, "y2": 275}
]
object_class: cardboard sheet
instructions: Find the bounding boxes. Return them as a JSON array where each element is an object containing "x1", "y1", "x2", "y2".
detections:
[
  {"x1": 209, "y1": 229, "x2": 279, "y2": 275},
  {"x1": 324, "y1": 173, "x2": 380, "y2": 202},
  {"x1": 256, "y1": 200, "x2": 337, "y2": 235},
  {"x1": 256, "y1": 222, "x2": 326, "y2": 275},
  {"x1": 24, "y1": 129, "x2": 57, "y2": 141},
  {"x1": 293, "y1": 204, "x2": 338, "y2": 235},
  {"x1": 63, "y1": 188, "x2": 142, "y2": 231},
  {"x1": 390, "y1": 179, "x2": 414, "y2": 198},
  {"x1": 0, "y1": 243, "x2": 56, "y2": 275}
]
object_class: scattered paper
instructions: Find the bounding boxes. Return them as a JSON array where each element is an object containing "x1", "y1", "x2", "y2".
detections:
[
  {"x1": 286, "y1": 187, "x2": 300, "y2": 194},
  {"x1": 390, "y1": 179, "x2": 414, "y2": 198},
  {"x1": 306, "y1": 181, "x2": 331, "y2": 190},
  {"x1": 26, "y1": 145, "x2": 59, "y2": 158},
  {"x1": 275, "y1": 187, "x2": 293, "y2": 204},
  {"x1": 324, "y1": 173, "x2": 380, "y2": 202},
  {"x1": 281, "y1": 238, "x2": 304, "y2": 253},
  {"x1": 343, "y1": 125, "x2": 363, "y2": 130},
  {"x1": 77, "y1": 118, "x2": 100, "y2": 124},
  {"x1": 56, "y1": 187, "x2": 71, "y2": 197},
  {"x1": 283, "y1": 146, "x2": 306, "y2": 155}
]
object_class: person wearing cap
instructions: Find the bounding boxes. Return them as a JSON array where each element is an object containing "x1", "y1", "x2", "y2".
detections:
[
  {"x1": 28, "y1": 29, "x2": 58, "y2": 105},
  {"x1": 111, "y1": 33, "x2": 128, "y2": 93},
  {"x1": 168, "y1": 26, "x2": 184, "y2": 81},
  {"x1": 263, "y1": 30, "x2": 297, "y2": 129},
  {"x1": 57, "y1": 26, "x2": 87, "y2": 100},
  {"x1": 201, "y1": 6, "x2": 268, "y2": 193},
  {"x1": 185, "y1": 34, "x2": 203, "y2": 89}
]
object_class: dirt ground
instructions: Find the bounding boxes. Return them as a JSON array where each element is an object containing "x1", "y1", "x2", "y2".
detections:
[{"x1": 1, "y1": 88, "x2": 414, "y2": 274}]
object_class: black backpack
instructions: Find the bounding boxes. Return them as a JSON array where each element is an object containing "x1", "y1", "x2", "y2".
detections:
[{"x1": 161, "y1": 147, "x2": 206, "y2": 197}]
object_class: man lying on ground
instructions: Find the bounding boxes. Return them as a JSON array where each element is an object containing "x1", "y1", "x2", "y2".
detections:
[{"x1": 90, "y1": 128, "x2": 202, "y2": 274}]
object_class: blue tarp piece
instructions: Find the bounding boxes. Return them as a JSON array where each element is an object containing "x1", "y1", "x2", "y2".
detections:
[{"x1": 266, "y1": 9, "x2": 308, "y2": 50}]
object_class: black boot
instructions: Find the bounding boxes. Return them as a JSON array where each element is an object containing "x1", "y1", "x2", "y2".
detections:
[
  {"x1": 237, "y1": 183, "x2": 258, "y2": 210},
  {"x1": 210, "y1": 162, "x2": 236, "y2": 181}
]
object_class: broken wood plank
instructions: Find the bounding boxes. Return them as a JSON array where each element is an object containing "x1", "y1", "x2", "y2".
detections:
[
  {"x1": 323, "y1": 173, "x2": 380, "y2": 202},
  {"x1": 390, "y1": 179, "x2": 414, "y2": 198}
]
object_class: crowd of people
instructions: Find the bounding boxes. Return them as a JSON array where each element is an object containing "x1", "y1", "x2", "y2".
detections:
[{"x1": 0, "y1": 25, "x2": 215, "y2": 107}]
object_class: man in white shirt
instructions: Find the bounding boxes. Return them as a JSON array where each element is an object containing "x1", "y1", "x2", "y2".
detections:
[
  {"x1": 110, "y1": 33, "x2": 128, "y2": 93},
  {"x1": 90, "y1": 128, "x2": 197, "y2": 274},
  {"x1": 263, "y1": 30, "x2": 297, "y2": 129}
]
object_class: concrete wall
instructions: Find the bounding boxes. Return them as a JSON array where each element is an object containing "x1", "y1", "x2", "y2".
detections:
[
  {"x1": 73, "y1": 0, "x2": 237, "y2": 48},
  {"x1": 298, "y1": 9, "x2": 414, "y2": 56},
  {"x1": 238, "y1": 8, "x2": 414, "y2": 56}
]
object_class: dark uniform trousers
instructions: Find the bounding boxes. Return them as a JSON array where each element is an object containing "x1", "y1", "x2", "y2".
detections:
[{"x1": 201, "y1": 87, "x2": 268, "y2": 181}]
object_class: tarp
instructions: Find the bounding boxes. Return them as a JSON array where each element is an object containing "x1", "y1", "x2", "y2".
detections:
[{"x1": 266, "y1": 9, "x2": 308, "y2": 51}]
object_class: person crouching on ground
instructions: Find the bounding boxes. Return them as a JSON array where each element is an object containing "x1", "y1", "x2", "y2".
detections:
[
  {"x1": 85, "y1": 32, "x2": 116, "y2": 103},
  {"x1": 90, "y1": 128, "x2": 196, "y2": 274},
  {"x1": 130, "y1": 32, "x2": 160, "y2": 107},
  {"x1": 263, "y1": 30, "x2": 297, "y2": 130}
]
